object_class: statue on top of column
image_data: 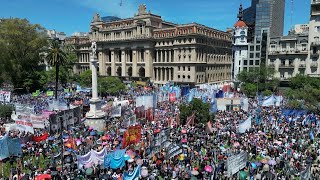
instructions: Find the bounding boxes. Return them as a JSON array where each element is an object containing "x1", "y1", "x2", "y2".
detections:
[
  {"x1": 93, "y1": 13, "x2": 101, "y2": 22},
  {"x1": 91, "y1": 41, "x2": 97, "y2": 56},
  {"x1": 138, "y1": 4, "x2": 147, "y2": 15}
]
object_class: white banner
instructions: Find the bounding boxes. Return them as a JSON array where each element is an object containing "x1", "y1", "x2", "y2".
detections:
[
  {"x1": 30, "y1": 114, "x2": 48, "y2": 129},
  {"x1": 111, "y1": 106, "x2": 122, "y2": 117},
  {"x1": 238, "y1": 116, "x2": 252, "y2": 133},
  {"x1": 14, "y1": 112, "x2": 34, "y2": 134},
  {"x1": 226, "y1": 152, "x2": 248, "y2": 177},
  {"x1": 0, "y1": 91, "x2": 11, "y2": 103}
]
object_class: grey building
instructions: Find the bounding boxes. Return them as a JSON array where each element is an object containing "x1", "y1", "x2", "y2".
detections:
[
  {"x1": 66, "y1": 5, "x2": 233, "y2": 86},
  {"x1": 268, "y1": 34, "x2": 309, "y2": 80},
  {"x1": 255, "y1": 0, "x2": 285, "y2": 38}
]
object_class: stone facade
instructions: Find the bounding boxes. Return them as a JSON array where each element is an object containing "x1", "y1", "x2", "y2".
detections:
[
  {"x1": 268, "y1": 34, "x2": 309, "y2": 80},
  {"x1": 66, "y1": 5, "x2": 232, "y2": 86}
]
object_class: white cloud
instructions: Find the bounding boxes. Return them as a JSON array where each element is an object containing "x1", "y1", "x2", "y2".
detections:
[{"x1": 72, "y1": 0, "x2": 138, "y2": 18}]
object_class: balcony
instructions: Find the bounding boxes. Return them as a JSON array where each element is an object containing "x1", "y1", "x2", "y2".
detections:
[
  {"x1": 311, "y1": 62, "x2": 318, "y2": 67},
  {"x1": 312, "y1": 0, "x2": 320, "y2": 5},
  {"x1": 311, "y1": 52, "x2": 319, "y2": 58},
  {"x1": 311, "y1": 41, "x2": 320, "y2": 47},
  {"x1": 279, "y1": 64, "x2": 294, "y2": 68}
]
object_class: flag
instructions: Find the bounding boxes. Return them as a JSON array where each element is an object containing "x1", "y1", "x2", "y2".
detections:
[
  {"x1": 239, "y1": 116, "x2": 252, "y2": 133},
  {"x1": 46, "y1": 91, "x2": 54, "y2": 96},
  {"x1": 205, "y1": 121, "x2": 213, "y2": 133},
  {"x1": 32, "y1": 90, "x2": 40, "y2": 97},
  {"x1": 186, "y1": 112, "x2": 196, "y2": 126},
  {"x1": 309, "y1": 130, "x2": 314, "y2": 140}
]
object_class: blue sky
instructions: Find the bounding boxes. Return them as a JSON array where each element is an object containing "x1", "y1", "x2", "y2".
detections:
[{"x1": 0, "y1": 0, "x2": 310, "y2": 36}]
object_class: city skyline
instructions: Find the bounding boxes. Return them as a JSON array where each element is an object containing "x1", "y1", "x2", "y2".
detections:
[{"x1": 0, "y1": 0, "x2": 310, "y2": 36}]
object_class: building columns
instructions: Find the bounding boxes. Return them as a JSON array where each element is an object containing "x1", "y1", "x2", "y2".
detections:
[
  {"x1": 144, "y1": 49, "x2": 152, "y2": 78},
  {"x1": 132, "y1": 49, "x2": 138, "y2": 77},
  {"x1": 121, "y1": 50, "x2": 126, "y2": 76},
  {"x1": 99, "y1": 51, "x2": 107, "y2": 76},
  {"x1": 111, "y1": 50, "x2": 116, "y2": 76}
]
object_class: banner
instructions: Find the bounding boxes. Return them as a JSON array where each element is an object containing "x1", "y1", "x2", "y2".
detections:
[
  {"x1": 238, "y1": 116, "x2": 252, "y2": 133},
  {"x1": 123, "y1": 165, "x2": 141, "y2": 180},
  {"x1": 32, "y1": 90, "x2": 40, "y2": 97},
  {"x1": 122, "y1": 125, "x2": 142, "y2": 148},
  {"x1": 46, "y1": 91, "x2": 54, "y2": 96},
  {"x1": 77, "y1": 147, "x2": 107, "y2": 169},
  {"x1": 30, "y1": 114, "x2": 48, "y2": 129},
  {"x1": 111, "y1": 106, "x2": 122, "y2": 117},
  {"x1": 7, "y1": 137, "x2": 22, "y2": 156},
  {"x1": 241, "y1": 97, "x2": 249, "y2": 111},
  {"x1": 226, "y1": 152, "x2": 248, "y2": 177},
  {"x1": 104, "y1": 149, "x2": 130, "y2": 169},
  {"x1": 15, "y1": 112, "x2": 34, "y2": 134},
  {"x1": 0, "y1": 91, "x2": 11, "y2": 102},
  {"x1": 32, "y1": 132, "x2": 49, "y2": 142},
  {"x1": 0, "y1": 135, "x2": 9, "y2": 160}
]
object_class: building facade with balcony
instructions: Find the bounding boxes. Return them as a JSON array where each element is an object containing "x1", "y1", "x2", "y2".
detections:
[
  {"x1": 66, "y1": 5, "x2": 232, "y2": 86},
  {"x1": 267, "y1": 34, "x2": 309, "y2": 80},
  {"x1": 307, "y1": 0, "x2": 320, "y2": 76}
]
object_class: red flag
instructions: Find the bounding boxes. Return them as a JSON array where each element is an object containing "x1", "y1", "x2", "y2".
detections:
[
  {"x1": 186, "y1": 112, "x2": 196, "y2": 126},
  {"x1": 32, "y1": 132, "x2": 49, "y2": 142}
]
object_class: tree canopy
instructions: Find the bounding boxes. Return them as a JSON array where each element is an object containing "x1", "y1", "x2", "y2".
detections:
[
  {"x1": 0, "y1": 18, "x2": 48, "y2": 91},
  {"x1": 285, "y1": 74, "x2": 320, "y2": 112},
  {"x1": 237, "y1": 66, "x2": 279, "y2": 96},
  {"x1": 98, "y1": 76, "x2": 126, "y2": 95},
  {"x1": 179, "y1": 98, "x2": 211, "y2": 125}
]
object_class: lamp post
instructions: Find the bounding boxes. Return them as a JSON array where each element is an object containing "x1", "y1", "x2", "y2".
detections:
[{"x1": 60, "y1": 115, "x2": 64, "y2": 175}]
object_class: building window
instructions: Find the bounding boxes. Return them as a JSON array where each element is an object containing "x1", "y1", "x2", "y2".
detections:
[
  {"x1": 256, "y1": 53, "x2": 260, "y2": 58},
  {"x1": 255, "y1": 60, "x2": 259, "y2": 65},
  {"x1": 188, "y1": 66, "x2": 190, "y2": 71},
  {"x1": 178, "y1": 75, "x2": 180, "y2": 78},
  {"x1": 249, "y1": 60, "x2": 254, "y2": 65},
  {"x1": 244, "y1": 60, "x2": 248, "y2": 65},
  {"x1": 250, "y1": 53, "x2": 254, "y2": 58},
  {"x1": 256, "y1": 45, "x2": 260, "y2": 51},
  {"x1": 188, "y1": 75, "x2": 190, "y2": 79},
  {"x1": 178, "y1": 66, "x2": 180, "y2": 71},
  {"x1": 250, "y1": 46, "x2": 254, "y2": 51},
  {"x1": 183, "y1": 66, "x2": 185, "y2": 71},
  {"x1": 183, "y1": 75, "x2": 185, "y2": 79}
]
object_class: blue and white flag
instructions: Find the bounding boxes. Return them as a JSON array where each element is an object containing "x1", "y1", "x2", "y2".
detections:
[
  {"x1": 239, "y1": 116, "x2": 252, "y2": 133},
  {"x1": 123, "y1": 165, "x2": 141, "y2": 180},
  {"x1": 310, "y1": 130, "x2": 314, "y2": 140}
]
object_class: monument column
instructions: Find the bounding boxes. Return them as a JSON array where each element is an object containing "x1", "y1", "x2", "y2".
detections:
[
  {"x1": 111, "y1": 49, "x2": 116, "y2": 76},
  {"x1": 145, "y1": 49, "x2": 152, "y2": 77},
  {"x1": 121, "y1": 50, "x2": 126, "y2": 76},
  {"x1": 85, "y1": 42, "x2": 106, "y2": 132}
]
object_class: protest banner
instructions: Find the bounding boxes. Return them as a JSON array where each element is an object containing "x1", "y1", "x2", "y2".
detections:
[
  {"x1": 226, "y1": 151, "x2": 248, "y2": 177},
  {"x1": 32, "y1": 132, "x2": 49, "y2": 142},
  {"x1": 0, "y1": 91, "x2": 11, "y2": 103},
  {"x1": 122, "y1": 125, "x2": 141, "y2": 148},
  {"x1": 15, "y1": 112, "x2": 34, "y2": 134},
  {"x1": 30, "y1": 114, "x2": 48, "y2": 129}
]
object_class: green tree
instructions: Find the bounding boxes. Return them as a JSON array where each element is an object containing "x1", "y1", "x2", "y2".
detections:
[
  {"x1": 44, "y1": 40, "x2": 68, "y2": 99},
  {"x1": 79, "y1": 70, "x2": 92, "y2": 87},
  {"x1": 0, "y1": 104, "x2": 13, "y2": 118},
  {"x1": 285, "y1": 75, "x2": 320, "y2": 112},
  {"x1": 0, "y1": 18, "x2": 48, "y2": 90},
  {"x1": 98, "y1": 77, "x2": 126, "y2": 95},
  {"x1": 242, "y1": 83, "x2": 257, "y2": 97},
  {"x1": 179, "y1": 98, "x2": 211, "y2": 125}
]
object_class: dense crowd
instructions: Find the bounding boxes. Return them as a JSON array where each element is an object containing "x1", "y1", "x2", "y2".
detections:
[{"x1": 0, "y1": 87, "x2": 320, "y2": 180}]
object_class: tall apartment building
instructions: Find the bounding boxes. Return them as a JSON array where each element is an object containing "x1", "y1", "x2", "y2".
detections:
[
  {"x1": 67, "y1": 5, "x2": 233, "y2": 86},
  {"x1": 307, "y1": 0, "x2": 320, "y2": 76}
]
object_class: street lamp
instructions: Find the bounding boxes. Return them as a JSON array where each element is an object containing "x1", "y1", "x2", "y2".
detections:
[{"x1": 59, "y1": 115, "x2": 64, "y2": 175}]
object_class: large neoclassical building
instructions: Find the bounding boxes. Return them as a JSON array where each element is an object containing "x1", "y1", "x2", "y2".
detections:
[{"x1": 66, "y1": 5, "x2": 232, "y2": 86}]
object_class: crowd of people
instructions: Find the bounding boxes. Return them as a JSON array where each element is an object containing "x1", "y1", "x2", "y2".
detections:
[{"x1": 0, "y1": 86, "x2": 320, "y2": 180}]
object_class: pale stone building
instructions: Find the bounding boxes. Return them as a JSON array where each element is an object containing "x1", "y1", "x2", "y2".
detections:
[
  {"x1": 307, "y1": 0, "x2": 320, "y2": 76},
  {"x1": 66, "y1": 5, "x2": 232, "y2": 86},
  {"x1": 268, "y1": 34, "x2": 309, "y2": 80}
]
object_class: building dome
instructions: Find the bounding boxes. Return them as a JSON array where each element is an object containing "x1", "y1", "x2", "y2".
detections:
[{"x1": 234, "y1": 20, "x2": 247, "y2": 28}]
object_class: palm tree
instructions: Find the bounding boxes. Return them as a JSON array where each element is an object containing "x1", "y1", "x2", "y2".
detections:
[{"x1": 45, "y1": 40, "x2": 67, "y2": 100}]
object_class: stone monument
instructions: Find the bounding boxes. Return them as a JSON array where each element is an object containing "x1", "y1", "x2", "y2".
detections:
[{"x1": 85, "y1": 41, "x2": 106, "y2": 132}]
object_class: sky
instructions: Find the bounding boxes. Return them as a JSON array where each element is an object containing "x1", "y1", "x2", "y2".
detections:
[{"x1": 0, "y1": 0, "x2": 311, "y2": 36}]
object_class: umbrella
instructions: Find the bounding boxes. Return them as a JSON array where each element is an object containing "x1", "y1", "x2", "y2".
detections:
[
  {"x1": 90, "y1": 131, "x2": 97, "y2": 136},
  {"x1": 239, "y1": 171, "x2": 248, "y2": 180},
  {"x1": 233, "y1": 142, "x2": 240, "y2": 147},
  {"x1": 191, "y1": 170, "x2": 199, "y2": 176},
  {"x1": 204, "y1": 165, "x2": 212, "y2": 173},
  {"x1": 260, "y1": 158, "x2": 269, "y2": 164},
  {"x1": 85, "y1": 168, "x2": 93, "y2": 175},
  {"x1": 141, "y1": 166, "x2": 148, "y2": 177},
  {"x1": 262, "y1": 164, "x2": 270, "y2": 172},
  {"x1": 254, "y1": 161, "x2": 262, "y2": 167},
  {"x1": 251, "y1": 162, "x2": 257, "y2": 169},
  {"x1": 268, "y1": 159, "x2": 277, "y2": 166},
  {"x1": 35, "y1": 174, "x2": 51, "y2": 180}
]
